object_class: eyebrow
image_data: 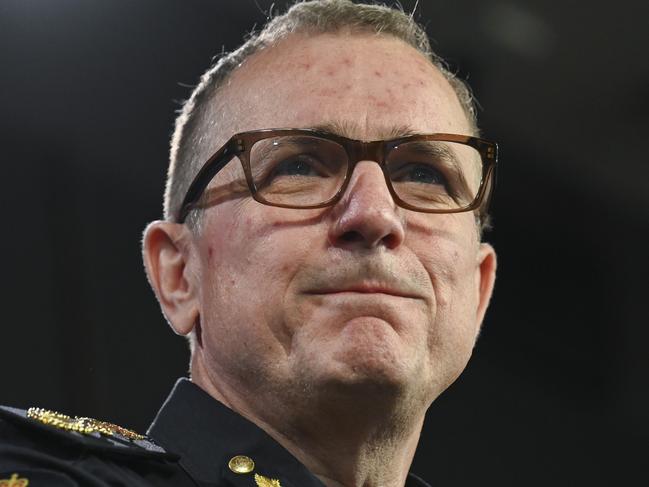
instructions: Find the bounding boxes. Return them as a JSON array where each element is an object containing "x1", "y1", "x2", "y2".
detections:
[
  {"x1": 256, "y1": 135, "x2": 322, "y2": 156},
  {"x1": 401, "y1": 140, "x2": 458, "y2": 163},
  {"x1": 309, "y1": 120, "x2": 420, "y2": 140},
  {"x1": 398, "y1": 140, "x2": 464, "y2": 176}
]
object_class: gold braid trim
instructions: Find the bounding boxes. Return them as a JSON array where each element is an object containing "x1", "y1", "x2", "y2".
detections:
[
  {"x1": 26, "y1": 407, "x2": 145, "y2": 441},
  {"x1": 254, "y1": 473, "x2": 282, "y2": 487}
]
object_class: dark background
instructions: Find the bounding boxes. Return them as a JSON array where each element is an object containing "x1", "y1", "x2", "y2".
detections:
[{"x1": 1, "y1": 0, "x2": 647, "y2": 485}]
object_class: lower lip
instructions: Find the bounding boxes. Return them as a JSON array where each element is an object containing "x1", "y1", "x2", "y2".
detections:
[{"x1": 311, "y1": 291, "x2": 411, "y2": 298}]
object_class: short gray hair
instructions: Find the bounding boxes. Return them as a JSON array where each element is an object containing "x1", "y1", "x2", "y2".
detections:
[{"x1": 164, "y1": 0, "x2": 480, "y2": 227}]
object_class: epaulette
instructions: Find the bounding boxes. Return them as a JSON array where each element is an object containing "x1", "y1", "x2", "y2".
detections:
[{"x1": 0, "y1": 405, "x2": 176, "y2": 460}]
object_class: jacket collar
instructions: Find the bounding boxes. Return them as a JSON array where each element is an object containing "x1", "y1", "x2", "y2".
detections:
[
  {"x1": 148, "y1": 378, "x2": 324, "y2": 487},
  {"x1": 148, "y1": 378, "x2": 431, "y2": 487}
]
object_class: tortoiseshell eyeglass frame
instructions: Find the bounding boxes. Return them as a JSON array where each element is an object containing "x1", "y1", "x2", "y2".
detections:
[{"x1": 175, "y1": 128, "x2": 498, "y2": 224}]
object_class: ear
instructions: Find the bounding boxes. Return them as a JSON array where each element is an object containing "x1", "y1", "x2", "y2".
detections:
[
  {"x1": 142, "y1": 221, "x2": 199, "y2": 336},
  {"x1": 474, "y1": 242, "x2": 497, "y2": 331}
]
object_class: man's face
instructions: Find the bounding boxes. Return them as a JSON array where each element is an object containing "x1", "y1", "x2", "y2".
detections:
[{"x1": 186, "y1": 33, "x2": 495, "y2": 414}]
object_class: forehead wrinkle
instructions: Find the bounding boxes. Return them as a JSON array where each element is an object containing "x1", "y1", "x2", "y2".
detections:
[{"x1": 310, "y1": 120, "x2": 420, "y2": 141}]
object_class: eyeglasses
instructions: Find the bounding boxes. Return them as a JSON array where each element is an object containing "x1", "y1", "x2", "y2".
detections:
[{"x1": 176, "y1": 128, "x2": 498, "y2": 223}]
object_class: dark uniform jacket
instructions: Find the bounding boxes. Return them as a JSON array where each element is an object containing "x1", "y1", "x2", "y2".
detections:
[{"x1": 0, "y1": 378, "x2": 432, "y2": 486}]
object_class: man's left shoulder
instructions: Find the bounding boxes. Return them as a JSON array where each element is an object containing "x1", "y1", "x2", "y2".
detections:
[
  {"x1": 0, "y1": 404, "x2": 168, "y2": 455},
  {"x1": 0, "y1": 404, "x2": 196, "y2": 486}
]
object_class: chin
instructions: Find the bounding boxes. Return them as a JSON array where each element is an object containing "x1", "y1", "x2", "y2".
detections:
[{"x1": 319, "y1": 332, "x2": 417, "y2": 397}]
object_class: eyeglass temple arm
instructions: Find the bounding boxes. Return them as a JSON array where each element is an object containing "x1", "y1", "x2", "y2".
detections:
[
  {"x1": 176, "y1": 144, "x2": 239, "y2": 223},
  {"x1": 475, "y1": 140, "x2": 498, "y2": 218}
]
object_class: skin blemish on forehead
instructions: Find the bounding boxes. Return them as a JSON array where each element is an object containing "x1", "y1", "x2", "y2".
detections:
[
  {"x1": 342, "y1": 57, "x2": 352, "y2": 66},
  {"x1": 367, "y1": 94, "x2": 389, "y2": 109},
  {"x1": 373, "y1": 70, "x2": 383, "y2": 78},
  {"x1": 298, "y1": 61, "x2": 312, "y2": 70},
  {"x1": 316, "y1": 87, "x2": 340, "y2": 97}
]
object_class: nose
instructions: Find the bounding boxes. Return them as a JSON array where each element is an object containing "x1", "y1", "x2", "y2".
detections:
[{"x1": 328, "y1": 161, "x2": 406, "y2": 249}]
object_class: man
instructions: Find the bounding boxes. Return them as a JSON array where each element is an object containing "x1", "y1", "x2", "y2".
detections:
[{"x1": 0, "y1": 1, "x2": 497, "y2": 486}]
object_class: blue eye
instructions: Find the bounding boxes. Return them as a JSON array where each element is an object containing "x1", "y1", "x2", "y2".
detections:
[
  {"x1": 272, "y1": 157, "x2": 319, "y2": 177},
  {"x1": 394, "y1": 163, "x2": 446, "y2": 186}
]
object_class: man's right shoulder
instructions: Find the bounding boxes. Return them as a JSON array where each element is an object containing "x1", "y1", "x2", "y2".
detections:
[{"x1": 0, "y1": 405, "x2": 199, "y2": 487}]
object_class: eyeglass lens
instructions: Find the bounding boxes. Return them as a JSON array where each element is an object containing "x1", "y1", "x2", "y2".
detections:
[{"x1": 247, "y1": 135, "x2": 483, "y2": 210}]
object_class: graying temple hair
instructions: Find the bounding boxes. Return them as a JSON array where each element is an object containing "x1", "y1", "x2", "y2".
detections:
[{"x1": 163, "y1": 0, "x2": 480, "y2": 229}]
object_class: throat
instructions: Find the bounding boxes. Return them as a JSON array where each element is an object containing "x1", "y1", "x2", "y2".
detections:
[{"x1": 257, "y1": 392, "x2": 426, "y2": 487}]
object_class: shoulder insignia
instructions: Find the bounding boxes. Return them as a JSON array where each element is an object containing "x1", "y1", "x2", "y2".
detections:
[
  {"x1": 0, "y1": 473, "x2": 29, "y2": 487},
  {"x1": 26, "y1": 407, "x2": 145, "y2": 441},
  {"x1": 254, "y1": 473, "x2": 282, "y2": 487},
  {"x1": 0, "y1": 405, "x2": 172, "y2": 458}
]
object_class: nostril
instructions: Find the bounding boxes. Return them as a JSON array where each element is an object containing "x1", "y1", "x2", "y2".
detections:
[
  {"x1": 335, "y1": 229, "x2": 400, "y2": 249},
  {"x1": 381, "y1": 233, "x2": 400, "y2": 249},
  {"x1": 339, "y1": 230, "x2": 364, "y2": 243}
]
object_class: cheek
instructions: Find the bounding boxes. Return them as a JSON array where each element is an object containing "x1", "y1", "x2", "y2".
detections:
[
  {"x1": 414, "y1": 236, "x2": 475, "y2": 303},
  {"x1": 408, "y1": 212, "x2": 479, "y2": 289},
  {"x1": 407, "y1": 218, "x2": 481, "y2": 358},
  {"x1": 199, "y1": 203, "x2": 318, "y2": 325},
  {"x1": 198, "y1": 207, "x2": 260, "y2": 314},
  {"x1": 196, "y1": 210, "x2": 304, "y2": 374}
]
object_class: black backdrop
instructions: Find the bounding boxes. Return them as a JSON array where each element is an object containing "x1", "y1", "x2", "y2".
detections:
[{"x1": 1, "y1": 0, "x2": 648, "y2": 485}]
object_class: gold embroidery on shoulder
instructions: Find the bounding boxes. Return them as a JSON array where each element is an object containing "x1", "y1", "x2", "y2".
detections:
[
  {"x1": 0, "y1": 473, "x2": 29, "y2": 487},
  {"x1": 26, "y1": 407, "x2": 145, "y2": 441},
  {"x1": 254, "y1": 473, "x2": 281, "y2": 487}
]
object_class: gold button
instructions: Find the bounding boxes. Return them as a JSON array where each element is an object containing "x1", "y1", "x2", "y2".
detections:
[{"x1": 228, "y1": 455, "x2": 255, "y2": 474}]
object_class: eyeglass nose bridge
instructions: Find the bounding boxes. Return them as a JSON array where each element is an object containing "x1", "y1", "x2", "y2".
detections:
[
  {"x1": 342, "y1": 140, "x2": 393, "y2": 195},
  {"x1": 346, "y1": 139, "x2": 387, "y2": 169},
  {"x1": 335, "y1": 139, "x2": 399, "y2": 204}
]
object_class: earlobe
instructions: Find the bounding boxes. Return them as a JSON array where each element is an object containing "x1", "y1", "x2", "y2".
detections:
[
  {"x1": 142, "y1": 221, "x2": 199, "y2": 336},
  {"x1": 474, "y1": 242, "x2": 497, "y2": 330}
]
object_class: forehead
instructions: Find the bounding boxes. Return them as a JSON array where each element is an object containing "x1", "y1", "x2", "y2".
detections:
[{"x1": 215, "y1": 33, "x2": 471, "y2": 144}]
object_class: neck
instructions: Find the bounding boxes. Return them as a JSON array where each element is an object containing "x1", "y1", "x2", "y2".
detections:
[
  {"x1": 266, "y1": 396, "x2": 424, "y2": 487},
  {"x1": 192, "y1": 353, "x2": 426, "y2": 487}
]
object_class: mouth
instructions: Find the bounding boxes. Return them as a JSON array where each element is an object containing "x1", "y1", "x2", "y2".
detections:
[{"x1": 306, "y1": 285, "x2": 421, "y2": 300}]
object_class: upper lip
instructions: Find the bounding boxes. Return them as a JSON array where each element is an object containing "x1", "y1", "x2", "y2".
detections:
[{"x1": 300, "y1": 258, "x2": 428, "y2": 302}]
